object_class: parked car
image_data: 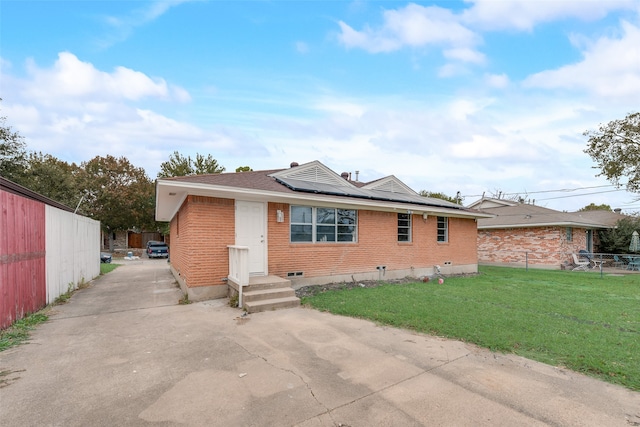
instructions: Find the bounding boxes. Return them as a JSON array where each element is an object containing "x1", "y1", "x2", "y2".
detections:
[
  {"x1": 100, "y1": 252, "x2": 112, "y2": 263},
  {"x1": 146, "y1": 241, "x2": 169, "y2": 259}
]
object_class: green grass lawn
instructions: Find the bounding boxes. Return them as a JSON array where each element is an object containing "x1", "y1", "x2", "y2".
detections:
[
  {"x1": 302, "y1": 266, "x2": 640, "y2": 391},
  {"x1": 0, "y1": 312, "x2": 48, "y2": 352},
  {"x1": 100, "y1": 262, "x2": 119, "y2": 275}
]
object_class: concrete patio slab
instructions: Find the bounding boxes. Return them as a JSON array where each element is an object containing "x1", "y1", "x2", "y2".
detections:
[{"x1": 0, "y1": 259, "x2": 638, "y2": 426}]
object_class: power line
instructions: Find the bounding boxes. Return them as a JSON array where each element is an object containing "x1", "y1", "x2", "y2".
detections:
[
  {"x1": 536, "y1": 189, "x2": 626, "y2": 201},
  {"x1": 462, "y1": 184, "x2": 618, "y2": 199}
]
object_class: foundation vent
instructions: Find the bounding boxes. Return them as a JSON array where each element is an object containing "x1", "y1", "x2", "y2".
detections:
[{"x1": 287, "y1": 271, "x2": 304, "y2": 277}]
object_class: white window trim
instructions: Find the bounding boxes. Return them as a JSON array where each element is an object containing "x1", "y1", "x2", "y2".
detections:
[
  {"x1": 290, "y1": 205, "x2": 358, "y2": 243},
  {"x1": 398, "y1": 213, "x2": 411, "y2": 242},
  {"x1": 437, "y1": 216, "x2": 448, "y2": 243}
]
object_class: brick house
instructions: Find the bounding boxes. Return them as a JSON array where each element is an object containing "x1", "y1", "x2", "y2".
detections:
[
  {"x1": 155, "y1": 161, "x2": 491, "y2": 310},
  {"x1": 470, "y1": 198, "x2": 624, "y2": 269}
]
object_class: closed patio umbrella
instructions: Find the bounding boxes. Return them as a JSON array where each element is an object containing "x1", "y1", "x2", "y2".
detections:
[
  {"x1": 630, "y1": 231, "x2": 640, "y2": 253},
  {"x1": 627, "y1": 231, "x2": 640, "y2": 271}
]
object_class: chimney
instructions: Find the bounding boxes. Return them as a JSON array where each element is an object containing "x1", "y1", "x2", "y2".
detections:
[
  {"x1": 290, "y1": 162, "x2": 299, "y2": 168},
  {"x1": 355, "y1": 170, "x2": 360, "y2": 181}
]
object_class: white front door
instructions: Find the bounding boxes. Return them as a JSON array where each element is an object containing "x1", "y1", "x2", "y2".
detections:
[{"x1": 235, "y1": 201, "x2": 266, "y2": 276}]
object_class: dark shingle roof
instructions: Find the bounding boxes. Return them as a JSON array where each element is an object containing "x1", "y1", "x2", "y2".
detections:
[
  {"x1": 155, "y1": 161, "x2": 494, "y2": 222},
  {"x1": 477, "y1": 204, "x2": 622, "y2": 229},
  {"x1": 162, "y1": 169, "x2": 288, "y2": 193}
]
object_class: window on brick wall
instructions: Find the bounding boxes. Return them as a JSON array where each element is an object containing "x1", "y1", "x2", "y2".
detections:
[
  {"x1": 290, "y1": 205, "x2": 357, "y2": 243},
  {"x1": 566, "y1": 227, "x2": 573, "y2": 242},
  {"x1": 398, "y1": 213, "x2": 411, "y2": 242},
  {"x1": 437, "y1": 216, "x2": 448, "y2": 242}
]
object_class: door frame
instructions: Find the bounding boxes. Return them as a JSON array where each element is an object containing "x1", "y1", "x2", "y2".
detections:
[
  {"x1": 235, "y1": 200, "x2": 268, "y2": 276},
  {"x1": 586, "y1": 229, "x2": 593, "y2": 253}
]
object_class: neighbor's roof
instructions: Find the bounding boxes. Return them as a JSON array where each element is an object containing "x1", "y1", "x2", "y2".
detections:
[
  {"x1": 155, "y1": 160, "x2": 492, "y2": 222},
  {"x1": 475, "y1": 202, "x2": 624, "y2": 230},
  {"x1": 567, "y1": 209, "x2": 627, "y2": 228}
]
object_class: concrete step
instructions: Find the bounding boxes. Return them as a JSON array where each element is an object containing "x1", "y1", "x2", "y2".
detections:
[
  {"x1": 244, "y1": 275, "x2": 292, "y2": 292},
  {"x1": 244, "y1": 296, "x2": 301, "y2": 313},
  {"x1": 243, "y1": 287, "x2": 296, "y2": 303}
]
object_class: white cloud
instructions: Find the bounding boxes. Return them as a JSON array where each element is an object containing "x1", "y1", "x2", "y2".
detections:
[
  {"x1": 312, "y1": 99, "x2": 365, "y2": 118},
  {"x1": 443, "y1": 47, "x2": 486, "y2": 64},
  {"x1": 462, "y1": 0, "x2": 638, "y2": 31},
  {"x1": 337, "y1": 4, "x2": 480, "y2": 53},
  {"x1": 437, "y1": 63, "x2": 470, "y2": 78},
  {"x1": 98, "y1": 0, "x2": 194, "y2": 48},
  {"x1": 2, "y1": 52, "x2": 263, "y2": 177},
  {"x1": 0, "y1": 57, "x2": 11, "y2": 72},
  {"x1": 111, "y1": 66, "x2": 170, "y2": 100},
  {"x1": 170, "y1": 85, "x2": 192, "y2": 103},
  {"x1": 448, "y1": 98, "x2": 494, "y2": 120},
  {"x1": 3, "y1": 103, "x2": 40, "y2": 133},
  {"x1": 450, "y1": 134, "x2": 538, "y2": 160},
  {"x1": 23, "y1": 52, "x2": 190, "y2": 104},
  {"x1": 485, "y1": 73, "x2": 510, "y2": 89},
  {"x1": 524, "y1": 20, "x2": 640, "y2": 99}
]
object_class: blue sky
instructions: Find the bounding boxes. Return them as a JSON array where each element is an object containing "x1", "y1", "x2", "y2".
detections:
[{"x1": 2, "y1": 0, "x2": 640, "y2": 211}]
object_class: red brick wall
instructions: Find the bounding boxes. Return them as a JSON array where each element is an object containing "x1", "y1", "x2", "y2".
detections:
[
  {"x1": 170, "y1": 196, "x2": 235, "y2": 288},
  {"x1": 477, "y1": 226, "x2": 588, "y2": 267},
  {"x1": 267, "y1": 203, "x2": 477, "y2": 278},
  {"x1": 171, "y1": 197, "x2": 478, "y2": 288}
]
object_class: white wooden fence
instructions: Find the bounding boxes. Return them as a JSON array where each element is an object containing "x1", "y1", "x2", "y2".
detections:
[{"x1": 45, "y1": 206, "x2": 101, "y2": 304}]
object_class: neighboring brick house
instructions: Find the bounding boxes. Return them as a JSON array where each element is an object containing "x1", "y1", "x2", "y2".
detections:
[
  {"x1": 469, "y1": 198, "x2": 624, "y2": 269},
  {"x1": 101, "y1": 230, "x2": 163, "y2": 252},
  {"x1": 155, "y1": 161, "x2": 491, "y2": 303}
]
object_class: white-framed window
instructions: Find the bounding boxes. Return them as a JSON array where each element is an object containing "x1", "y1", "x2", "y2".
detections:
[
  {"x1": 437, "y1": 216, "x2": 448, "y2": 242},
  {"x1": 290, "y1": 206, "x2": 357, "y2": 243},
  {"x1": 398, "y1": 213, "x2": 411, "y2": 242},
  {"x1": 290, "y1": 206, "x2": 313, "y2": 242}
]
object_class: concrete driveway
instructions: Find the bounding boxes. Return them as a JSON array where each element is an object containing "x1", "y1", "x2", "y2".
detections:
[{"x1": 1, "y1": 260, "x2": 639, "y2": 426}]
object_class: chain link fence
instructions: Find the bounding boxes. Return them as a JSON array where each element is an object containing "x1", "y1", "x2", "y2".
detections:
[{"x1": 478, "y1": 250, "x2": 640, "y2": 276}]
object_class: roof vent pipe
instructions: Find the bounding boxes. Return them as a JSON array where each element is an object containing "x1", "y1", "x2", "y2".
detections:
[
  {"x1": 290, "y1": 162, "x2": 299, "y2": 168},
  {"x1": 355, "y1": 170, "x2": 359, "y2": 181}
]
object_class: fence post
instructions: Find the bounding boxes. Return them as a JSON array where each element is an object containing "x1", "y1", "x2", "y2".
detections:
[{"x1": 600, "y1": 253, "x2": 603, "y2": 278}]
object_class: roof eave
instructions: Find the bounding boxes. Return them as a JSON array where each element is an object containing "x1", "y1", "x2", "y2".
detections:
[
  {"x1": 478, "y1": 221, "x2": 613, "y2": 230},
  {"x1": 155, "y1": 180, "x2": 492, "y2": 222}
]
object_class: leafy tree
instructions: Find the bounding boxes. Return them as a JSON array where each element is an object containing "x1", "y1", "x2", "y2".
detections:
[
  {"x1": 598, "y1": 216, "x2": 640, "y2": 254},
  {"x1": 158, "y1": 151, "x2": 225, "y2": 177},
  {"x1": 419, "y1": 190, "x2": 461, "y2": 204},
  {"x1": 79, "y1": 155, "x2": 156, "y2": 248},
  {"x1": 584, "y1": 112, "x2": 640, "y2": 192},
  {"x1": 578, "y1": 203, "x2": 612, "y2": 212},
  {"x1": 158, "y1": 151, "x2": 191, "y2": 177},
  {"x1": 14, "y1": 152, "x2": 83, "y2": 209},
  {"x1": 0, "y1": 103, "x2": 27, "y2": 181},
  {"x1": 193, "y1": 153, "x2": 225, "y2": 175},
  {"x1": 235, "y1": 166, "x2": 253, "y2": 172}
]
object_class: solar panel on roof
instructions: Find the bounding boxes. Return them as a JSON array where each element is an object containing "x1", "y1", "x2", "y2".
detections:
[{"x1": 276, "y1": 177, "x2": 461, "y2": 210}]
